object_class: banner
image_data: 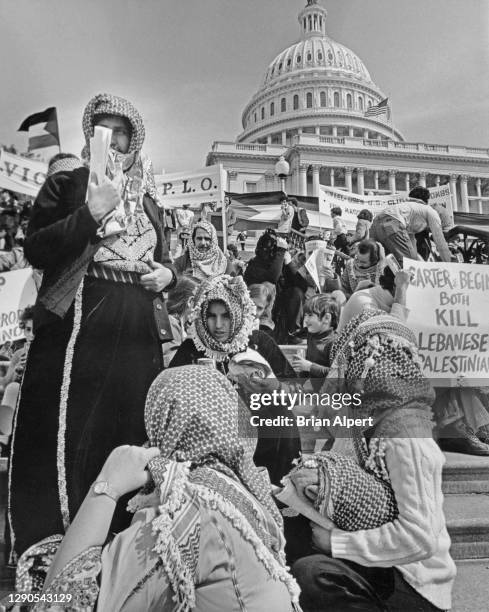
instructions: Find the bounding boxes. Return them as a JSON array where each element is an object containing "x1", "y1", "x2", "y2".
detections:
[
  {"x1": 0, "y1": 268, "x2": 38, "y2": 343},
  {"x1": 428, "y1": 184, "x2": 455, "y2": 229},
  {"x1": 320, "y1": 185, "x2": 406, "y2": 229},
  {"x1": 155, "y1": 164, "x2": 226, "y2": 211},
  {"x1": 405, "y1": 258, "x2": 489, "y2": 383},
  {"x1": 0, "y1": 150, "x2": 47, "y2": 197}
]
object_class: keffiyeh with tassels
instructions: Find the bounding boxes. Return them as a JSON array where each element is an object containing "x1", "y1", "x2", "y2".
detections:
[
  {"x1": 187, "y1": 274, "x2": 256, "y2": 362},
  {"x1": 187, "y1": 221, "x2": 228, "y2": 280},
  {"x1": 129, "y1": 366, "x2": 299, "y2": 610}
]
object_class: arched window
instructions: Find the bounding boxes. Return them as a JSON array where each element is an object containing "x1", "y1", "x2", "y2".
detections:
[
  {"x1": 270, "y1": 102, "x2": 275, "y2": 116},
  {"x1": 287, "y1": 58, "x2": 292, "y2": 67},
  {"x1": 334, "y1": 91, "x2": 340, "y2": 107},
  {"x1": 358, "y1": 97, "x2": 364, "y2": 111},
  {"x1": 346, "y1": 93, "x2": 352, "y2": 109},
  {"x1": 307, "y1": 52, "x2": 312, "y2": 61},
  {"x1": 318, "y1": 52, "x2": 323, "y2": 61},
  {"x1": 293, "y1": 94, "x2": 299, "y2": 110},
  {"x1": 261, "y1": 107, "x2": 265, "y2": 120},
  {"x1": 278, "y1": 62, "x2": 282, "y2": 70},
  {"x1": 281, "y1": 97, "x2": 286, "y2": 112},
  {"x1": 297, "y1": 55, "x2": 302, "y2": 63},
  {"x1": 320, "y1": 91, "x2": 327, "y2": 107},
  {"x1": 306, "y1": 92, "x2": 313, "y2": 108}
]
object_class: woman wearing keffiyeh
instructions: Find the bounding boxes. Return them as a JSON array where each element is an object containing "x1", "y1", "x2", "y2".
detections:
[
  {"x1": 174, "y1": 220, "x2": 231, "y2": 280},
  {"x1": 8, "y1": 93, "x2": 176, "y2": 562},
  {"x1": 16, "y1": 367, "x2": 300, "y2": 612},
  {"x1": 169, "y1": 275, "x2": 301, "y2": 487},
  {"x1": 288, "y1": 310, "x2": 455, "y2": 612}
]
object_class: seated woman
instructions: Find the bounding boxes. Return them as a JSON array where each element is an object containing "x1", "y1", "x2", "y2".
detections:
[
  {"x1": 340, "y1": 238, "x2": 384, "y2": 297},
  {"x1": 17, "y1": 367, "x2": 300, "y2": 611},
  {"x1": 289, "y1": 310, "x2": 456, "y2": 612},
  {"x1": 169, "y1": 274, "x2": 300, "y2": 485}
]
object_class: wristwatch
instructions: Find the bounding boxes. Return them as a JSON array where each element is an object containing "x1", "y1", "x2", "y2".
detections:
[{"x1": 92, "y1": 481, "x2": 120, "y2": 502}]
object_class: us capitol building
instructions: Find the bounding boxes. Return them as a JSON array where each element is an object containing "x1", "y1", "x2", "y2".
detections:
[{"x1": 206, "y1": 0, "x2": 489, "y2": 213}]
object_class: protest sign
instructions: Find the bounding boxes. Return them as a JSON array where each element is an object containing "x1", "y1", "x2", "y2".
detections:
[
  {"x1": 319, "y1": 185, "x2": 406, "y2": 229},
  {"x1": 155, "y1": 164, "x2": 226, "y2": 211},
  {"x1": 405, "y1": 257, "x2": 489, "y2": 383},
  {"x1": 304, "y1": 247, "x2": 336, "y2": 291},
  {"x1": 428, "y1": 184, "x2": 455, "y2": 229},
  {"x1": 0, "y1": 150, "x2": 47, "y2": 197},
  {"x1": 0, "y1": 268, "x2": 38, "y2": 343}
]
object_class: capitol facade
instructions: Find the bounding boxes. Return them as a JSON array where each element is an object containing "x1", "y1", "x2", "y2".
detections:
[{"x1": 206, "y1": 0, "x2": 489, "y2": 213}]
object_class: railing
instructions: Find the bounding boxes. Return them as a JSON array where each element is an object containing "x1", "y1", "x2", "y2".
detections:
[{"x1": 318, "y1": 136, "x2": 345, "y2": 144}]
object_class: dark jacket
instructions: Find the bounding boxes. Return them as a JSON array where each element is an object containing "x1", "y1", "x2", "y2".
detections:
[{"x1": 25, "y1": 166, "x2": 175, "y2": 337}]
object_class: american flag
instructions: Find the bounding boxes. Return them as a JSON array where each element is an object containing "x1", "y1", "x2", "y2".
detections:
[{"x1": 364, "y1": 98, "x2": 390, "y2": 118}]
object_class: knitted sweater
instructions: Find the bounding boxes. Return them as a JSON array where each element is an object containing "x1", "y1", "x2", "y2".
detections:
[{"x1": 331, "y1": 437, "x2": 456, "y2": 610}]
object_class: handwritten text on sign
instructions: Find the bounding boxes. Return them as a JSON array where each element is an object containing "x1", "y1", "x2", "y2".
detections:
[{"x1": 405, "y1": 258, "x2": 489, "y2": 381}]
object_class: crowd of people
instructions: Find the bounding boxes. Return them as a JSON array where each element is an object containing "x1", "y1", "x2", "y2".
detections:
[{"x1": 1, "y1": 91, "x2": 487, "y2": 611}]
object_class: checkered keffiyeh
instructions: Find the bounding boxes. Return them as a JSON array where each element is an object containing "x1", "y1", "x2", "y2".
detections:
[
  {"x1": 82, "y1": 93, "x2": 145, "y2": 155},
  {"x1": 144, "y1": 365, "x2": 281, "y2": 525},
  {"x1": 188, "y1": 274, "x2": 256, "y2": 361}
]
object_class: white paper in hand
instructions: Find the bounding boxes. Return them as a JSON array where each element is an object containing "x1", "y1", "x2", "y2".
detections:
[{"x1": 89, "y1": 126, "x2": 112, "y2": 184}]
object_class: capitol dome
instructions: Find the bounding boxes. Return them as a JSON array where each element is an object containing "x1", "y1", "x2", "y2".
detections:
[{"x1": 238, "y1": 0, "x2": 404, "y2": 144}]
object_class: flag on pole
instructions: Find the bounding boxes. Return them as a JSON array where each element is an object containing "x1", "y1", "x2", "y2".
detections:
[
  {"x1": 18, "y1": 107, "x2": 60, "y2": 150},
  {"x1": 364, "y1": 98, "x2": 390, "y2": 119}
]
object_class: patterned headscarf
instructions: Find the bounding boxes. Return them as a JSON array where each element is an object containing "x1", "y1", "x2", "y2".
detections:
[
  {"x1": 80, "y1": 93, "x2": 159, "y2": 204},
  {"x1": 129, "y1": 366, "x2": 300, "y2": 610},
  {"x1": 188, "y1": 274, "x2": 256, "y2": 361},
  {"x1": 187, "y1": 221, "x2": 228, "y2": 280},
  {"x1": 325, "y1": 309, "x2": 435, "y2": 435}
]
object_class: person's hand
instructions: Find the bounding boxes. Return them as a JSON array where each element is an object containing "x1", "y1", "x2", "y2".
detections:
[
  {"x1": 311, "y1": 523, "x2": 332, "y2": 554},
  {"x1": 289, "y1": 467, "x2": 319, "y2": 495},
  {"x1": 234, "y1": 372, "x2": 280, "y2": 395},
  {"x1": 86, "y1": 174, "x2": 121, "y2": 222},
  {"x1": 394, "y1": 269, "x2": 411, "y2": 290},
  {"x1": 96, "y1": 445, "x2": 160, "y2": 497},
  {"x1": 276, "y1": 237, "x2": 288, "y2": 250},
  {"x1": 292, "y1": 356, "x2": 312, "y2": 372},
  {"x1": 140, "y1": 259, "x2": 173, "y2": 292},
  {"x1": 283, "y1": 251, "x2": 292, "y2": 265}
]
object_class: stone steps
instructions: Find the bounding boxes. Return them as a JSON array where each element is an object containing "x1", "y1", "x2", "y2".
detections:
[{"x1": 442, "y1": 451, "x2": 489, "y2": 495}]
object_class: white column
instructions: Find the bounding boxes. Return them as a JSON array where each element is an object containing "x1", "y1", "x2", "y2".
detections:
[
  {"x1": 449, "y1": 174, "x2": 458, "y2": 211},
  {"x1": 315, "y1": 126, "x2": 320, "y2": 136},
  {"x1": 374, "y1": 171, "x2": 379, "y2": 191},
  {"x1": 267, "y1": 134, "x2": 272, "y2": 145},
  {"x1": 345, "y1": 167, "x2": 353, "y2": 192},
  {"x1": 388, "y1": 169, "x2": 397, "y2": 194},
  {"x1": 418, "y1": 172, "x2": 427, "y2": 188},
  {"x1": 435, "y1": 175, "x2": 440, "y2": 186},
  {"x1": 299, "y1": 163, "x2": 308, "y2": 196},
  {"x1": 357, "y1": 168, "x2": 365, "y2": 195},
  {"x1": 227, "y1": 170, "x2": 238, "y2": 192},
  {"x1": 348, "y1": 127, "x2": 354, "y2": 137},
  {"x1": 312, "y1": 165, "x2": 320, "y2": 197},
  {"x1": 330, "y1": 167, "x2": 335, "y2": 187},
  {"x1": 281, "y1": 131, "x2": 287, "y2": 145},
  {"x1": 332, "y1": 126, "x2": 338, "y2": 137},
  {"x1": 404, "y1": 173, "x2": 410, "y2": 193},
  {"x1": 476, "y1": 177, "x2": 482, "y2": 213},
  {"x1": 460, "y1": 175, "x2": 469, "y2": 212},
  {"x1": 363, "y1": 129, "x2": 369, "y2": 139}
]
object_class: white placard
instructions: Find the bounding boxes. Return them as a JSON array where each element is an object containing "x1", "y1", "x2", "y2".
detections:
[
  {"x1": 0, "y1": 151, "x2": 47, "y2": 197},
  {"x1": 0, "y1": 268, "x2": 38, "y2": 343},
  {"x1": 405, "y1": 257, "x2": 489, "y2": 384}
]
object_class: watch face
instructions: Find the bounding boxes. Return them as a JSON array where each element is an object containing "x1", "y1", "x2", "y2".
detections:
[{"x1": 94, "y1": 482, "x2": 106, "y2": 495}]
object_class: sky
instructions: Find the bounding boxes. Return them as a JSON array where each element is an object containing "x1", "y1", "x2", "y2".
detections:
[{"x1": 1, "y1": 0, "x2": 488, "y2": 173}]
